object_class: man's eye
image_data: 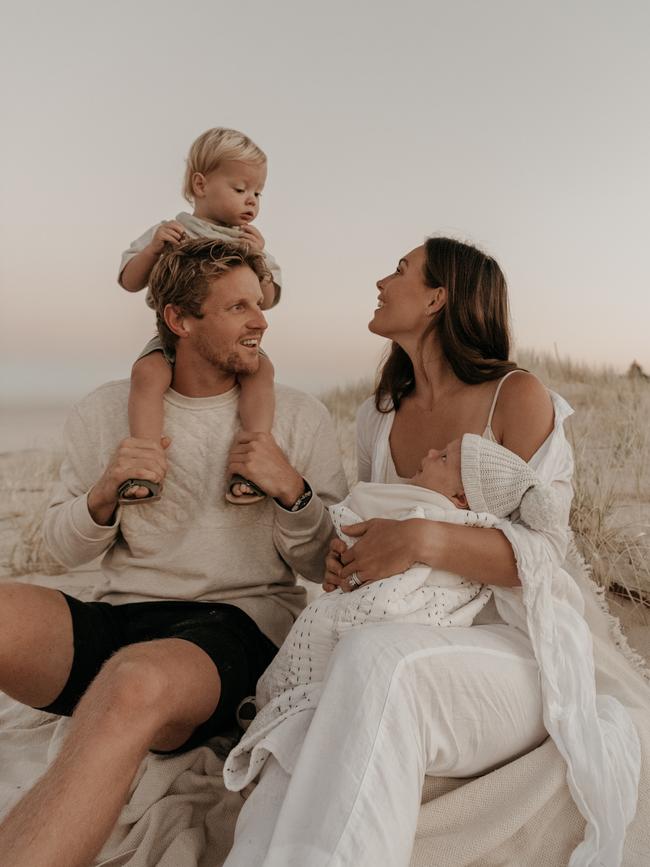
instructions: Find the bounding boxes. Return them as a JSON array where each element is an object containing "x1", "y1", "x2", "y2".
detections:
[{"x1": 441, "y1": 454, "x2": 447, "y2": 462}]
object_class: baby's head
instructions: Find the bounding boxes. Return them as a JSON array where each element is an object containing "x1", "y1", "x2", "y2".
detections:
[
  {"x1": 410, "y1": 434, "x2": 557, "y2": 528},
  {"x1": 183, "y1": 127, "x2": 267, "y2": 227}
]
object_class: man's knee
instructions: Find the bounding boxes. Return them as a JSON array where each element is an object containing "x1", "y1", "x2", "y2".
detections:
[{"x1": 88, "y1": 644, "x2": 172, "y2": 730}]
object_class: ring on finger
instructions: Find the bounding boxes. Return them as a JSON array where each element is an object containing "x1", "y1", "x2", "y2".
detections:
[{"x1": 347, "y1": 572, "x2": 362, "y2": 589}]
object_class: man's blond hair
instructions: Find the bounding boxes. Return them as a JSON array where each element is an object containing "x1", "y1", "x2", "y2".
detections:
[
  {"x1": 182, "y1": 128, "x2": 267, "y2": 204},
  {"x1": 149, "y1": 238, "x2": 270, "y2": 355}
]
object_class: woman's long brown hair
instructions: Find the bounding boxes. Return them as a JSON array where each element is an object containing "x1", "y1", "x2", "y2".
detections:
[{"x1": 375, "y1": 237, "x2": 517, "y2": 412}]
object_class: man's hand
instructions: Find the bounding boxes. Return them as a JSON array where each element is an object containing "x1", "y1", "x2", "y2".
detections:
[
  {"x1": 87, "y1": 437, "x2": 171, "y2": 526},
  {"x1": 146, "y1": 221, "x2": 187, "y2": 256},
  {"x1": 238, "y1": 224, "x2": 265, "y2": 252},
  {"x1": 228, "y1": 432, "x2": 304, "y2": 507}
]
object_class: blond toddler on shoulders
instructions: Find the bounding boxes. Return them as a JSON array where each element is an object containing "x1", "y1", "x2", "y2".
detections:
[{"x1": 118, "y1": 127, "x2": 281, "y2": 505}]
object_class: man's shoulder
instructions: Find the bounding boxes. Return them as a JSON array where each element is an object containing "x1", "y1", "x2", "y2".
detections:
[
  {"x1": 274, "y1": 383, "x2": 329, "y2": 419},
  {"x1": 72, "y1": 380, "x2": 130, "y2": 423}
]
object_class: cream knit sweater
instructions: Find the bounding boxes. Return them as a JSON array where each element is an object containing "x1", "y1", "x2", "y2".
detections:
[{"x1": 42, "y1": 380, "x2": 348, "y2": 647}]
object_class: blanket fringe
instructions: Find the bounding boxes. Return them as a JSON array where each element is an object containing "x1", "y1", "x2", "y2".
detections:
[{"x1": 566, "y1": 533, "x2": 650, "y2": 682}]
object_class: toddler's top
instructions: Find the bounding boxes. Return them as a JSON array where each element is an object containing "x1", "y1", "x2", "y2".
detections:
[{"x1": 119, "y1": 212, "x2": 282, "y2": 309}]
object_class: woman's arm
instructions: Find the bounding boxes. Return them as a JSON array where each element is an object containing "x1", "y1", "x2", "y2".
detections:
[{"x1": 333, "y1": 518, "x2": 519, "y2": 588}]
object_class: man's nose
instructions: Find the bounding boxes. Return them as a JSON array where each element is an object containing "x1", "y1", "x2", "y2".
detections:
[{"x1": 251, "y1": 308, "x2": 268, "y2": 330}]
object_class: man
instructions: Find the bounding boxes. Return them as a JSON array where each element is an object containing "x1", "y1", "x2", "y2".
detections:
[{"x1": 0, "y1": 238, "x2": 347, "y2": 867}]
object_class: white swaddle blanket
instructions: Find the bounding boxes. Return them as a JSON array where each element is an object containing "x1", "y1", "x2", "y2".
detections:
[{"x1": 223, "y1": 483, "x2": 494, "y2": 790}]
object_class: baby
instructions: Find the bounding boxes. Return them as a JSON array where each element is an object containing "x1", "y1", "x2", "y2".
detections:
[
  {"x1": 118, "y1": 127, "x2": 281, "y2": 505},
  {"x1": 224, "y1": 433, "x2": 559, "y2": 790}
]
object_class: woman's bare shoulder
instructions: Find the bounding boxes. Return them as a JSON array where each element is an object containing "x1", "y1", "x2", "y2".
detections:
[{"x1": 493, "y1": 371, "x2": 554, "y2": 460}]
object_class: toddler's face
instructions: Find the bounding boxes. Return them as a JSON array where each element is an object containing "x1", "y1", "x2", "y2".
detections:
[
  {"x1": 409, "y1": 439, "x2": 467, "y2": 508},
  {"x1": 193, "y1": 160, "x2": 267, "y2": 226}
]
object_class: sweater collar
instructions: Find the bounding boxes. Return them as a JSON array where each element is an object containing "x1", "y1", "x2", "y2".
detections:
[{"x1": 163, "y1": 385, "x2": 239, "y2": 411}]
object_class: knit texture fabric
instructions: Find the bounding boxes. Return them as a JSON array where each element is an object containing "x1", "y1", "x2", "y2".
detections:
[{"x1": 462, "y1": 433, "x2": 539, "y2": 518}]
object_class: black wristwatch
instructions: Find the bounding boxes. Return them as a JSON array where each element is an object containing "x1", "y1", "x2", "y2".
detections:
[{"x1": 275, "y1": 479, "x2": 313, "y2": 512}]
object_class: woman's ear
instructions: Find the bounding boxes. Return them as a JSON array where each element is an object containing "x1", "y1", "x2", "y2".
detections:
[
  {"x1": 164, "y1": 304, "x2": 192, "y2": 339},
  {"x1": 426, "y1": 285, "x2": 447, "y2": 316},
  {"x1": 191, "y1": 172, "x2": 206, "y2": 199}
]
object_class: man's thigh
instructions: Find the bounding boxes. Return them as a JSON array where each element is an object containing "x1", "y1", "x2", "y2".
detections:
[
  {"x1": 0, "y1": 583, "x2": 74, "y2": 708},
  {"x1": 41, "y1": 597, "x2": 277, "y2": 752}
]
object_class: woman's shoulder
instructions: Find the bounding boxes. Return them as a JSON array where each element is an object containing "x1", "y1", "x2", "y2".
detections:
[{"x1": 492, "y1": 370, "x2": 555, "y2": 460}]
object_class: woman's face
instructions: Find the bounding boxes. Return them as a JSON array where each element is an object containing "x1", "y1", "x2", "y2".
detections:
[{"x1": 369, "y1": 245, "x2": 437, "y2": 342}]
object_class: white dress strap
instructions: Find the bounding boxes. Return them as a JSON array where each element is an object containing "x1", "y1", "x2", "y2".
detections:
[{"x1": 485, "y1": 369, "x2": 523, "y2": 433}]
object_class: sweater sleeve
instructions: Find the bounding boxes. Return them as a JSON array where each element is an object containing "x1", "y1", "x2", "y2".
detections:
[
  {"x1": 272, "y1": 403, "x2": 348, "y2": 583},
  {"x1": 42, "y1": 406, "x2": 120, "y2": 568}
]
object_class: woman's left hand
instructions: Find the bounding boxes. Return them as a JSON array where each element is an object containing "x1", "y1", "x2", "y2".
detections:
[{"x1": 335, "y1": 518, "x2": 432, "y2": 592}]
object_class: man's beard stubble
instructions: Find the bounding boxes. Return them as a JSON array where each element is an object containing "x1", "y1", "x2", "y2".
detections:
[{"x1": 194, "y1": 332, "x2": 260, "y2": 377}]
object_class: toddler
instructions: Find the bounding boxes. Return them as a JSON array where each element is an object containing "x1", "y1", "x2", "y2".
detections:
[
  {"x1": 118, "y1": 127, "x2": 282, "y2": 505},
  {"x1": 224, "y1": 433, "x2": 560, "y2": 790}
]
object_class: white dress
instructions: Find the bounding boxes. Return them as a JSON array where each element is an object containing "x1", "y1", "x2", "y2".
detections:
[{"x1": 223, "y1": 376, "x2": 641, "y2": 867}]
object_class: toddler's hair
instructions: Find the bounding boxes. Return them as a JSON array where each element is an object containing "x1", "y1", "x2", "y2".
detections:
[
  {"x1": 149, "y1": 237, "x2": 270, "y2": 355},
  {"x1": 183, "y1": 128, "x2": 267, "y2": 204}
]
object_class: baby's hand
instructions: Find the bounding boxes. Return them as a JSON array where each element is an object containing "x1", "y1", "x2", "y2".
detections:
[
  {"x1": 147, "y1": 220, "x2": 187, "y2": 255},
  {"x1": 239, "y1": 224, "x2": 265, "y2": 252}
]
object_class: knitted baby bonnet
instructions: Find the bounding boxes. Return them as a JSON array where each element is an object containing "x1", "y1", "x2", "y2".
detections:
[{"x1": 460, "y1": 433, "x2": 560, "y2": 530}]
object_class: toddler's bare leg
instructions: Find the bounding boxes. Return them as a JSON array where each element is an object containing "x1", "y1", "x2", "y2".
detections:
[
  {"x1": 229, "y1": 354, "x2": 275, "y2": 502},
  {"x1": 126, "y1": 352, "x2": 172, "y2": 499}
]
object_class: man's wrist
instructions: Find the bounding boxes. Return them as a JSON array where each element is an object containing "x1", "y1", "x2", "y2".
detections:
[
  {"x1": 274, "y1": 476, "x2": 312, "y2": 511},
  {"x1": 87, "y1": 484, "x2": 118, "y2": 526}
]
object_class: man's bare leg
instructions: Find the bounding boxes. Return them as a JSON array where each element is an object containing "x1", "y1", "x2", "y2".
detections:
[{"x1": 0, "y1": 586, "x2": 221, "y2": 867}]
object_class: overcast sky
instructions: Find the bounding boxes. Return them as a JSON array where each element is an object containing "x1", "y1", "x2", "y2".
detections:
[{"x1": 2, "y1": 0, "x2": 649, "y2": 403}]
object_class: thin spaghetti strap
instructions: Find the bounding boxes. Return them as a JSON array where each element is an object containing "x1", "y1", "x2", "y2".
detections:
[{"x1": 485, "y1": 369, "x2": 523, "y2": 430}]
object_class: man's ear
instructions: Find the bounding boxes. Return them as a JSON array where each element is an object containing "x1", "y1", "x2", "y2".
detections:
[
  {"x1": 164, "y1": 304, "x2": 192, "y2": 339},
  {"x1": 426, "y1": 285, "x2": 447, "y2": 316},
  {"x1": 450, "y1": 490, "x2": 468, "y2": 509},
  {"x1": 191, "y1": 172, "x2": 206, "y2": 199}
]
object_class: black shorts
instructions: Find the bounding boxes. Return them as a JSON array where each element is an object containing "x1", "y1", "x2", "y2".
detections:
[{"x1": 40, "y1": 594, "x2": 277, "y2": 753}]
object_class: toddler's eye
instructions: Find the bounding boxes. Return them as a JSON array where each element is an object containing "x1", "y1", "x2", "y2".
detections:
[{"x1": 235, "y1": 188, "x2": 245, "y2": 193}]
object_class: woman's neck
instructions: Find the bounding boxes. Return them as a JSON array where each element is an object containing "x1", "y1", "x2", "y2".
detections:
[{"x1": 406, "y1": 340, "x2": 462, "y2": 411}]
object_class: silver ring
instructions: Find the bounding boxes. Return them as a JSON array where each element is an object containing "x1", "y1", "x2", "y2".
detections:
[{"x1": 347, "y1": 572, "x2": 362, "y2": 588}]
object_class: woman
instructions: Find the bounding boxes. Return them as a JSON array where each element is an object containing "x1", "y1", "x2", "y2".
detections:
[{"x1": 224, "y1": 238, "x2": 645, "y2": 867}]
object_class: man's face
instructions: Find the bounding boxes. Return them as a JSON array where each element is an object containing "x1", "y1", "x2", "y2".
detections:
[
  {"x1": 410, "y1": 439, "x2": 467, "y2": 507},
  {"x1": 189, "y1": 265, "x2": 268, "y2": 376}
]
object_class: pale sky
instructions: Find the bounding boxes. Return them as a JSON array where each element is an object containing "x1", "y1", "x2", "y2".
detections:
[{"x1": 2, "y1": 0, "x2": 649, "y2": 403}]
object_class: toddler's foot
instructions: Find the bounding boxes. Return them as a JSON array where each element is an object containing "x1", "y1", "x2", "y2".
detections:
[
  {"x1": 226, "y1": 474, "x2": 266, "y2": 505},
  {"x1": 117, "y1": 479, "x2": 162, "y2": 505}
]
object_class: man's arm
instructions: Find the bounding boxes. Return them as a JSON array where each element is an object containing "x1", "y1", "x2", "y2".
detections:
[
  {"x1": 42, "y1": 407, "x2": 169, "y2": 568},
  {"x1": 227, "y1": 403, "x2": 348, "y2": 582}
]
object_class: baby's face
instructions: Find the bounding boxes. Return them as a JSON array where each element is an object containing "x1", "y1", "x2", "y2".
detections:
[
  {"x1": 193, "y1": 159, "x2": 267, "y2": 227},
  {"x1": 409, "y1": 439, "x2": 467, "y2": 507}
]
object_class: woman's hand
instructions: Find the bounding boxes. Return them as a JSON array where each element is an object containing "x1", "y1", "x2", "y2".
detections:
[
  {"x1": 330, "y1": 518, "x2": 435, "y2": 593},
  {"x1": 323, "y1": 537, "x2": 347, "y2": 592}
]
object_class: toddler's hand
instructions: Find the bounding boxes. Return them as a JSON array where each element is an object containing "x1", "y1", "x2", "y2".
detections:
[
  {"x1": 147, "y1": 220, "x2": 187, "y2": 255},
  {"x1": 239, "y1": 224, "x2": 265, "y2": 252}
]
